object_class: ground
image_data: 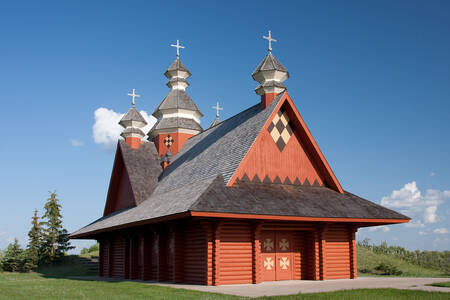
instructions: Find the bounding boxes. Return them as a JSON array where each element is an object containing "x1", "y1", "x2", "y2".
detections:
[{"x1": 1, "y1": 272, "x2": 449, "y2": 299}]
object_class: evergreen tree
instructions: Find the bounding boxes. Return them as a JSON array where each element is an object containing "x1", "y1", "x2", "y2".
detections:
[
  {"x1": 41, "y1": 191, "x2": 73, "y2": 263},
  {"x1": 1, "y1": 239, "x2": 24, "y2": 272},
  {"x1": 26, "y1": 209, "x2": 42, "y2": 269}
]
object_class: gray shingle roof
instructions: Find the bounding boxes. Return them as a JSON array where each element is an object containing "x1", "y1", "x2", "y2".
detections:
[
  {"x1": 153, "y1": 89, "x2": 201, "y2": 114},
  {"x1": 252, "y1": 52, "x2": 289, "y2": 77},
  {"x1": 118, "y1": 140, "x2": 161, "y2": 205},
  {"x1": 164, "y1": 58, "x2": 191, "y2": 77},
  {"x1": 150, "y1": 117, "x2": 203, "y2": 133},
  {"x1": 192, "y1": 177, "x2": 409, "y2": 220},
  {"x1": 155, "y1": 92, "x2": 284, "y2": 193},
  {"x1": 120, "y1": 127, "x2": 145, "y2": 137},
  {"x1": 71, "y1": 91, "x2": 409, "y2": 238},
  {"x1": 209, "y1": 117, "x2": 221, "y2": 128},
  {"x1": 119, "y1": 106, "x2": 147, "y2": 124}
]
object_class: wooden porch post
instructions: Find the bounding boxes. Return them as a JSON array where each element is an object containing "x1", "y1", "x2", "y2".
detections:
[
  {"x1": 319, "y1": 224, "x2": 328, "y2": 280},
  {"x1": 349, "y1": 225, "x2": 358, "y2": 279},
  {"x1": 252, "y1": 221, "x2": 263, "y2": 284},
  {"x1": 142, "y1": 230, "x2": 153, "y2": 281},
  {"x1": 98, "y1": 239, "x2": 104, "y2": 277},
  {"x1": 129, "y1": 234, "x2": 139, "y2": 279},
  {"x1": 108, "y1": 238, "x2": 113, "y2": 277}
]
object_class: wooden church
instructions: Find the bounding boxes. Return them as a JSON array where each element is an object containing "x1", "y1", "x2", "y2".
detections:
[{"x1": 71, "y1": 33, "x2": 409, "y2": 285}]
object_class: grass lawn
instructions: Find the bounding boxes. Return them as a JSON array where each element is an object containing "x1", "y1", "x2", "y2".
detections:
[
  {"x1": 357, "y1": 246, "x2": 448, "y2": 277},
  {"x1": 1, "y1": 272, "x2": 449, "y2": 300},
  {"x1": 427, "y1": 281, "x2": 450, "y2": 288}
]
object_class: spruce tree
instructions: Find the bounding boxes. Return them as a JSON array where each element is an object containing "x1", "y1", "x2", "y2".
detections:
[
  {"x1": 41, "y1": 191, "x2": 73, "y2": 263},
  {"x1": 26, "y1": 209, "x2": 42, "y2": 268},
  {"x1": 1, "y1": 239, "x2": 23, "y2": 272}
]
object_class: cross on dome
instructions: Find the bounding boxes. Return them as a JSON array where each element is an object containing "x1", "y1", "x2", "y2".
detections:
[
  {"x1": 170, "y1": 39, "x2": 185, "y2": 57},
  {"x1": 212, "y1": 101, "x2": 223, "y2": 118},
  {"x1": 127, "y1": 88, "x2": 140, "y2": 106},
  {"x1": 263, "y1": 30, "x2": 277, "y2": 52}
]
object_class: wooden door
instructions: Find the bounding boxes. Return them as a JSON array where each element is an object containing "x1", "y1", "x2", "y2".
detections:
[
  {"x1": 261, "y1": 231, "x2": 294, "y2": 281},
  {"x1": 275, "y1": 232, "x2": 294, "y2": 281}
]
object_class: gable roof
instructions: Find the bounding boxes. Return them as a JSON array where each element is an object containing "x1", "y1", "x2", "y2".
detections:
[
  {"x1": 103, "y1": 140, "x2": 161, "y2": 215},
  {"x1": 72, "y1": 92, "x2": 409, "y2": 238}
]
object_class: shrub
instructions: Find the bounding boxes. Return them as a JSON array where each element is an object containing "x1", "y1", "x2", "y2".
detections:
[
  {"x1": 1, "y1": 239, "x2": 34, "y2": 272},
  {"x1": 88, "y1": 243, "x2": 99, "y2": 253},
  {"x1": 374, "y1": 262, "x2": 403, "y2": 275}
]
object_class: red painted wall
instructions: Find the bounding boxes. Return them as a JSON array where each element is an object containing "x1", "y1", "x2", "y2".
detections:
[
  {"x1": 183, "y1": 222, "x2": 208, "y2": 284},
  {"x1": 218, "y1": 221, "x2": 253, "y2": 285},
  {"x1": 98, "y1": 219, "x2": 357, "y2": 285},
  {"x1": 154, "y1": 132, "x2": 195, "y2": 157},
  {"x1": 325, "y1": 224, "x2": 351, "y2": 279},
  {"x1": 234, "y1": 103, "x2": 324, "y2": 186}
]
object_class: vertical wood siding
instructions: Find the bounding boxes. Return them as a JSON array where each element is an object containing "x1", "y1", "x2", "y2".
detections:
[
  {"x1": 219, "y1": 221, "x2": 253, "y2": 284},
  {"x1": 111, "y1": 236, "x2": 126, "y2": 278},
  {"x1": 325, "y1": 224, "x2": 351, "y2": 279},
  {"x1": 183, "y1": 222, "x2": 207, "y2": 284}
]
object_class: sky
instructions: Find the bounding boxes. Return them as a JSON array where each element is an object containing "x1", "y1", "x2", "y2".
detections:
[{"x1": 0, "y1": 0, "x2": 449, "y2": 252}]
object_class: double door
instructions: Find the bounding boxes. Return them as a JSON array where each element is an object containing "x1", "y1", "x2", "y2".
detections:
[{"x1": 261, "y1": 231, "x2": 294, "y2": 281}]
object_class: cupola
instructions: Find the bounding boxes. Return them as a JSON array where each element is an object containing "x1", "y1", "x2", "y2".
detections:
[
  {"x1": 119, "y1": 89, "x2": 147, "y2": 149},
  {"x1": 252, "y1": 31, "x2": 289, "y2": 109},
  {"x1": 148, "y1": 40, "x2": 203, "y2": 157}
]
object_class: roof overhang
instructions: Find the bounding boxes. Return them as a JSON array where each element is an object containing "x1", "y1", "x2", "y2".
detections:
[{"x1": 70, "y1": 210, "x2": 409, "y2": 239}]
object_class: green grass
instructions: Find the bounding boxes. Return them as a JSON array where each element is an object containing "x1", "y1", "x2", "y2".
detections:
[
  {"x1": 1, "y1": 273, "x2": 449, "y2": 300},
  {"x1": 357, "y1": 246, "x2": 448, "y2": 277},
  {"x1": 427, "y1": 281, "x2": 450, "y2": 288}
]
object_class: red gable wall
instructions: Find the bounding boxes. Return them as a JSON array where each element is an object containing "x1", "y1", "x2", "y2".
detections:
[
  {"x1": 103, "y1": 146, "x2": 136, "y2": 216},
  {"x1": 233, "y1": 105, "x2": 324, "y2": 186},
  {"x1": 229, "y1": 92, "x2": 343, "y2": 193}
]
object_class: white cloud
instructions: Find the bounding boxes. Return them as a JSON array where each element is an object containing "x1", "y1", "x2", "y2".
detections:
[
  {"x1": 70, "y1": 139, "x2": 84, "y2": 147},
  {"x1": 419, "y1": 231, "x2": 428, "y2": 236},
  {"x1": 433, "y1": 228, "x2": 448, "y2": 234},
  {"x1": 368, "y1": 226, "x2": 391, "y2": 232},
  {"x1": 92, "y1": 107, "x2": 156, "y2": 150},
  {"x1": 381, "y1": 181, "x2": 449, "y2": 225},
  {"x1": 404, "y1": 221, "x2": 425, "y2": 228},
  {"x1": 430, "y1": 172, "x2": 436, "y2": 177}
]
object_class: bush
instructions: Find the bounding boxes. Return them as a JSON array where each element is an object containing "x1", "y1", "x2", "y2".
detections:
[{"x1": 374, "y1": 262, "x2": 403, "y2": 275}]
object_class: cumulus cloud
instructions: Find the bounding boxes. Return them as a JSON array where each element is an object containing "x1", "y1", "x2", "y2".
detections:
[
  {"x1": 433, "y1": 228, "x2": 448, "y2": 234},
  {"x1": 419, "y1": 231, "x2": 428, "y2": 236},
  {"x1": 93, "y1": 108, "x2": 156, "y2": 150},
  {"x1": 381, "y1": 181, "x2": 449, "y2": 225},
  {"x1": 70, "y1": 139, "x2": 84, "y2": 147},
  {"x1": 430, "y1": 172, "x2": 436, "y2": 177},
  {"x1": 368, "y1": 226, "x2": 391, "y2": 232}
]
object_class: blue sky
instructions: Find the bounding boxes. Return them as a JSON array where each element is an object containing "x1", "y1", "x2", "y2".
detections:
[{"x1": 0, "y1": 0, "x2": 449, "y2": 252}]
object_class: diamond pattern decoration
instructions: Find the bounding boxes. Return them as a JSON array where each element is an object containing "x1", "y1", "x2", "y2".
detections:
[
  {"x1": 264, "y1": 257, "x2": 274, "y2": 270},
  {"x1": 164, "y1": 135, "x2": 174, "y2": 147},
  {"x1": 267, "y1": 108, "x2": 293, "y2": 151},
  {"x1": 279, "y1": 257, "x2": 290, "y2": 270}
]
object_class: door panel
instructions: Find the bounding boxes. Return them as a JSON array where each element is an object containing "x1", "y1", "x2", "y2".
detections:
[
  {"x1": 261, "y1": 231, "x2": 276, "y2": 281},
  {"x1": 261, "y1": 231, "x2": 294, "y2": 281},
  {"x1": 275, "y1": 232, "x2": 293, "y2": 281}
]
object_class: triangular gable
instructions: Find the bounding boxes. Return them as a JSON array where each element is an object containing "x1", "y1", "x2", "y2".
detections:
[
  {"x1": 228, "y1": 92, "x2": 344, "y2": 193},
  {"x1": 103, "y1": 143, "x2": 136, "y2": 216}
]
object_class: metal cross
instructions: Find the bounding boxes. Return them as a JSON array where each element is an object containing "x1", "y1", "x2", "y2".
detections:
[
  {"x1": 127, "y1": 88, "x2": 140, "y2": 106},
  {"x1": 212, "y1": 101, "x2": 223, "y2": 118},
  {"x1": 170, "y1": 39, "x2": 185, "y2": 57},
  {"x1": 263, "y1": 30, "x2": 277, "y2": 52}
]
